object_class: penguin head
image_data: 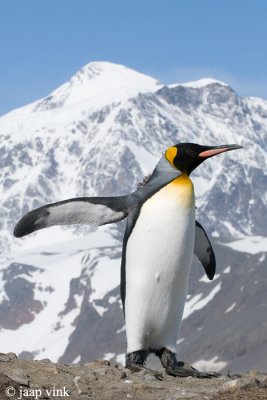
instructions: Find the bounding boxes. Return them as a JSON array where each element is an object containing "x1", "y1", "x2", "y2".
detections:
[{"x1": 165, "y1": 143, "x2": 242, "y2": 175}]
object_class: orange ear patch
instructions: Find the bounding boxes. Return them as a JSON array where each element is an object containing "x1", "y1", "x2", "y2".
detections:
[{"x1": 165, "y1": 146, "x2": 178, "y2": 167}]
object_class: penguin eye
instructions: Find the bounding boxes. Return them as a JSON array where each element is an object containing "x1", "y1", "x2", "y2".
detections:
[{"x1": 186, "y1": 148, "x2": 197, "y2": 157}]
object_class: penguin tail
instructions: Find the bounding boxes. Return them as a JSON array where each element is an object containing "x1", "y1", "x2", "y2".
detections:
[{"x1": 14, "y1": 196, "x2": 129, "y2": 238}]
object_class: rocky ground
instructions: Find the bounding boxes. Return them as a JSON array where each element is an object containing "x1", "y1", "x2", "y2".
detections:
[{"x1": 0, "y1": 352, "x2": 266, "y2": 400}]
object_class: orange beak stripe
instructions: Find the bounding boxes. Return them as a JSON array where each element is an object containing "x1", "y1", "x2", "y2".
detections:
[{"x1": 199, "y1": 148, "x2": 231, "y2": 158}]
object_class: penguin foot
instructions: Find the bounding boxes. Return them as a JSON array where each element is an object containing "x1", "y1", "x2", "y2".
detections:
[
  {"x1": 156, "y1": 348, "x2": 219, "y2": 379},
  {"x1": 125, "y1": 350, "x2": 148, "y2": 369},
  {"x1": 125, "y1": 350, "x2": 164, "y2": 380}
]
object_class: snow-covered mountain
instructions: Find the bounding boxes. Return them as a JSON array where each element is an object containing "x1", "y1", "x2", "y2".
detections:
[{"x1": 0, "y1": 61, "x2": 266, "y2": 373}]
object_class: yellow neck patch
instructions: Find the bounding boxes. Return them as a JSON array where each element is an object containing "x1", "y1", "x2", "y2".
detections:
[
  {"x1": 165, "y1": 146, "x2": 177, "y2": 167},
  {"x1": 172, "y1": 173, "x2": 193, "y2": 187},
  {"x1": 165, "y1": 173, "x2": 194, "y2": 208}
]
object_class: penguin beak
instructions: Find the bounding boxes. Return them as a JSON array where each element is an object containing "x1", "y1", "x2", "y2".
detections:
[{"x1": 198, "y1": 144, "x2": 243, "y2": 158}]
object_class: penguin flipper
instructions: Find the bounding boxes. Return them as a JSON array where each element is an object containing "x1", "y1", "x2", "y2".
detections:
[
  {"x1": 194, "y1": 220, "x2": 216, "y2": 280},
  {"x1": 14, "y1": 196, "x2": 129, "y2": 238}
]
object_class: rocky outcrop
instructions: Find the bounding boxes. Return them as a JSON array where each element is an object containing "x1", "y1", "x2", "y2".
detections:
[{"x1": 0, "y1": 353, "x2": 266, "y2": 400}]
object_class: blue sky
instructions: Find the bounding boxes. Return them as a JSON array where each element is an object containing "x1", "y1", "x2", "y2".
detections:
[{"x1": 1, "y1": 0, "x2": 267, "y2": 116}]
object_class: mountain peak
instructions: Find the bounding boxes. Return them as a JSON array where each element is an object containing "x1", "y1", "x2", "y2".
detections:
[
  {"x1": 43, "y1": 61, "x2": 162, "y2": 110},
  {"x1": 72, "y1": 61, "x2": 149, "y2": 81},
  {"x1": 169, "y1": 78, "x2": 228, "y2": 89}
]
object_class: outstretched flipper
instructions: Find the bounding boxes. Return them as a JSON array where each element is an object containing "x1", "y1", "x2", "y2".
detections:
[
  {"x1": 194, "y1": 220, "x2": 216, "y2": 280},
  {"x1": 14, "y1": 156, "x2": 182, "y2": 239},
  {"x1": 14, "y1": 196, "x2": 129, "y2": 238}
]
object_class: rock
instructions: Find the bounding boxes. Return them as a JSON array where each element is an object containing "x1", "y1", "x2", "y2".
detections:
[
  {"x1": 227, "y1": 371, "x2": 242, "y2": 379},
  {"x1": 0, "y1": 355, "x2": 265, "y2": 399},
  {"x1": 222, "y1": 379, "x2": 239, "y2": 389},
  {"x1": 0, "y1": 372, "x2": 14, "y2": 384},
  {"x1": 0, "y1": 373, "x2": 21, "y2": 399},
  {"x1": 222, "y1": 377, "x2": 261, "y2": 390},
  {"x1": 73, "y1": 375, "x2": 83, "y2": 394},
  {"x1": 92, "y1": 367, "x2": 108, "y2": 375},
  {"x1": 95, "y1": 359, "x2": 110, "y2": 366},
  {"x1": 6, "y1": 352, "x2": 17, "y2": 360},
  {"x1": 7, "y1": 374, "x2": 30, "y2": 386},
  {"x1": 260, "y1": 376, "x2": 267, "y2": 388},
  {"x1": 7, "y1": 367, "x2": 30, "y2": 387},
  {"x1": 0, "y1": 354, "x2": 9, "y2": 362},
  {"x1": 0, "y1": 352, "x2": 18, "y2": 362},
  {"x1": 135, "y1": 368, "x2": 164, "y2": 382},
  {"x1": 119, "y1": 371, "x2": 127, "y2": 379},
  {"x1": 245, "y1": 377, "x2": 261, "y2": 389},
  {"x1": 30, "y1": 383, "x2": 41, "y2": 390},
  {"x1": 144, "y1": 373, "x2": 157, "y2": 381}
]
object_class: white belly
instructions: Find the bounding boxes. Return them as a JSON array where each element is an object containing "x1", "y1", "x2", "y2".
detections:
[{"x1": 125, "y1": 174, "x2": 195, "y2": 353}]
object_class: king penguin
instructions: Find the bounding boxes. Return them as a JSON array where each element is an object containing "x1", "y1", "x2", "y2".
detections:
[{"x1": 14, "y1": 142, "x2": 242, "y2": 378}]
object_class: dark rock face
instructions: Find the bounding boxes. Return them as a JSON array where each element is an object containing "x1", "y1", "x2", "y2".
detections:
[
  {"x1": 59, "y1": 286, "x2": 125, "y2": 364},
  {"x1": 0, "y1": 264, "x2": 43, "y2": 329}
]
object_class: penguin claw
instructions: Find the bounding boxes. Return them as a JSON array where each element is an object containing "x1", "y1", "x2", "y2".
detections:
[
  {"x1": 166, "y1": 362, "x2": 220, "y2": 379},
  {"x1": 127, "y1": 362, "x2": 145, "y2": 372},
  {"x1": 156, "y1": 349, "x2": 220, "y2": 379}
]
